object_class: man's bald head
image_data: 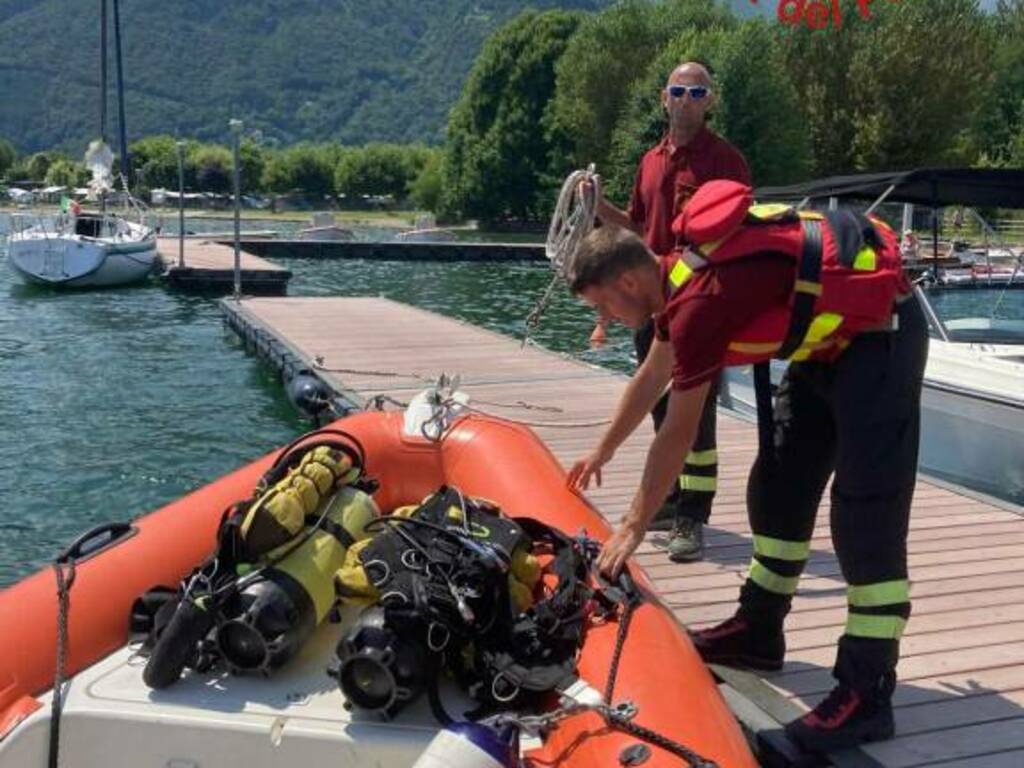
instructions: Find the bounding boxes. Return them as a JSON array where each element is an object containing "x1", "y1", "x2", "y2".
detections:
[{"x1": 666, "y1": 61, "x2": 713, "y2": 89}]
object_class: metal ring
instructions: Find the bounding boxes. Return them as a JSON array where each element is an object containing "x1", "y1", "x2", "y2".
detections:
[
  {"x1": 491, "y1": 672, "x2": 520, "y2": 703},
  {"x1": 401, "y1": 549, "x2": 425, "y2": 571},
  {"x1": 427, "y1": 622, "x2": 450, "y2": 652},
  {"x1": 379, "y1": 590, "x2": 408, "y2": 606},
  {"x1": 364, "y1": 559, "x2": 390, "y2": 587}
]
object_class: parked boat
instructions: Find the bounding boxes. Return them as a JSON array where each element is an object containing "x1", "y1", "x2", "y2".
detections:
[
  {"x1": 6, "y1": 0, "x2": 157, "y2": 289},
  {"x1": 7, "y1": 211, "x2": 157, "y2": 287},
  {"x1": 0, "y1": 409, "x2": 756, "y2": 768}
]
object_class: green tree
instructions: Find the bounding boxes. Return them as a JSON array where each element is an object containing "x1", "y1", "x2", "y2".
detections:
[
  {"x1": 260, "y1": 144, "x2": 336, "y2": 196},
  {"x1": 130, "y1": 135, "x2": 186, "y2": 190},
  {"x1": 604, "y1": 21, "x2": 809, "y2": 201},
  {"x1": 239, "y1": 139, "x2": 267, "y2": 193},
  {"x1": 190, "y1": 144, "x2": 233, "y2": 193},
  {"x1": 335, "y1": 143, "x2": 431, "y2": 199},
  {"x1": 25, "y1": 152, "x2": 54, "y2": 182},
  {"x1": 441, "y1": 10, "x2": 584, "y2": 222},
  {"x1": 783, "y1": 0, "x2": 992, "y2": 174},
  {"x1": 44, "y1": 158, "x2": 87, "y2": 188},
  {"x1": 968, "y1": 1, "x2": 1024, "y2": 164},
  {"x1": 0, "y1": 138, "x2": 15, "y2": 179},
  {"x1": 408, "y1": 150, "x2": 445, "y2": 212},
  {"x1": 546, "y1": 0, "x2": 733, "y2": 177}
]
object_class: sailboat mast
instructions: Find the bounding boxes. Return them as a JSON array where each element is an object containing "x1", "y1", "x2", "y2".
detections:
[
  {"x1": 112, "y1": 0, "x2": 129, "y2": 183},
  {"x1": 100, "y1": 0, "x2": 107, "y2": 144}
]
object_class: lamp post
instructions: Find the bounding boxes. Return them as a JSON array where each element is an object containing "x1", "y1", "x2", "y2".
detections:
[
  {"x1": 176, "y1": 140, "x2": 186, "y2": 268},
  {"x1": 230, "y1": 119, "x2": 243, "y2": 301}
]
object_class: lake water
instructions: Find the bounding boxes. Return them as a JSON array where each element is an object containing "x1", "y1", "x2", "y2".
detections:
[{"x1": 0, "y1": 214, "x2": 1020, "y2": 586}]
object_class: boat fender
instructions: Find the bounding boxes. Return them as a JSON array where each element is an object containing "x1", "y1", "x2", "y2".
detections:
[
  {"x1": 411, "y1": 722, "x2": 521, "y2": 768},
  {"x1": 285, "y1": 370, "x2": 330, "y2": 419}
]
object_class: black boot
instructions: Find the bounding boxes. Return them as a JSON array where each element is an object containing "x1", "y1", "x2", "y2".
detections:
[
  {"x1": 785, "y1": 671, "x2": 896, "y2": 753},
  {"x1": 689, "y1": 614, "x2": 785, "y2": 671}
]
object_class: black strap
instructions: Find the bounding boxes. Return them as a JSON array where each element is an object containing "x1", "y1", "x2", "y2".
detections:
[
  {"x1": 823, "y1": 208, "x2": 883, "y2": 267},
  {"x1": 753, "y1": 362, "x2": 775, "y2": 464},
  {"x1": 777, "y1": 219, "x2": 824, "y2": 359},
  {"x1": 306, "y1": 514, "x2": 356, "y2": 548}
]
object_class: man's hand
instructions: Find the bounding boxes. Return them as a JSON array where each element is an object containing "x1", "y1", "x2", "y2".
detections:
[
  {"x1": 567, "y1": 445, "x2": 614, "y2": 491},
  {"x1": 596, "y1": 520, "x2": 645, "y2": 579}
]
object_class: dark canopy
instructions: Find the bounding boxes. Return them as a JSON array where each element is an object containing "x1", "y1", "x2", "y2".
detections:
[{"x1": 756, "y1": 168, "x2": 1024, "y2": 209}]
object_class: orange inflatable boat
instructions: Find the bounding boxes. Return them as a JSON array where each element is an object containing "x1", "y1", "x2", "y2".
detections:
[{"x1": 0, "y1": 411, "x2": 756, "y2": 767}]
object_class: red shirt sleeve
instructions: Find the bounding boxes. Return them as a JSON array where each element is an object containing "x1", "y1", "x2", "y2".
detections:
[
  {"x1": 717, "y1": 143, "x2": 751, "y2": 185},
  {"x1": 627, "y1": 164, "x2": 646, "y2": 229},
  {"x1": 658, "y1": 255, "x2": 794, "y2": 391}
]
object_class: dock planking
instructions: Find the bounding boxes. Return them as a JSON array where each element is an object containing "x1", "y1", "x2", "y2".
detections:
[
  {"x1": 219, "y1": 237, "x2": 547, "y2": 262},
  {"x1": 158, "y1": 237, "x2": 292, "y2": 295},
  {"x1": 221, "y1": 295, "x2": 1024, "y2": 768}
]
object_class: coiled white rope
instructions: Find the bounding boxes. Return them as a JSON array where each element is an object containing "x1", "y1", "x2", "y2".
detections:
[{"x1": 522, "y1": 165, "x2": 600, "y2": 347}]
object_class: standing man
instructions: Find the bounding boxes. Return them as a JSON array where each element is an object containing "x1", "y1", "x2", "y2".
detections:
[
  {"x1": 566, "y1": 181, "x2": 926, "y2": 752},
  {"x1": 590, "y1": 61, "x2": 750, "y2": 562}
]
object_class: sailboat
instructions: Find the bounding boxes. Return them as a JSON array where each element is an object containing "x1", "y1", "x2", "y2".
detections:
[{"x1": 6, "y1": 0, "x2": 158, "y2": 288}]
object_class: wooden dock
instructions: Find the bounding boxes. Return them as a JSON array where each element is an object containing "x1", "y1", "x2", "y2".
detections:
[
  {"x1": 157, "y1": 237, "x2": 292, "y2": 295},
  {"x1": 217, "y1": 237, "x2": 546, "y2": 262},
  {"x1": 221, "y1": 295, "x2": 1024, "y2": 768}
]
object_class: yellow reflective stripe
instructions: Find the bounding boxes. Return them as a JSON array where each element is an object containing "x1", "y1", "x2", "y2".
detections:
[
  {"x1": 845, "y1": 614, "x2": 907, "y2": 639},
  {"x1": 669, "y1": 259, "x2": 692, "y2": 289},
  {"x1": 848, "y1": 580, "x2": 910, "y2": 608},
  {"x1": 794, "y1": 279, "x2": 822, "y2": 296},
  {"x1": 853, "y1": 246, "x2": 877, "y2": 271},
  {"x1": 799, "y1": 211, "x2": 825, "y2": 221},
  {"x1": 749, "y1": 559, "x2": 800, "y2": 595},
  {"x1": 753, "y1": 535, "x2": 810, "y2": 562},
  {"x1": 680, "y1": 474, "x2": 717, "y2": 492},
  {"x1": 685, "y1": 448, "x2": 718, "y2": 466},
  {"x1": 804, "y1": 312, "x2": 843, "y2": 343},
  {"x1": 728, "y1": 341, "x2": 781, "y2": 355},
  {"x1": 748, "y1": 203, "x2": 794, "y2": 221}
]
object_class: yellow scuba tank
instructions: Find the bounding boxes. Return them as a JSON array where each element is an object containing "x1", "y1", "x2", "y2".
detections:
[{"x1": 216, "y1": 484, "x2": 379, "y2": 674}]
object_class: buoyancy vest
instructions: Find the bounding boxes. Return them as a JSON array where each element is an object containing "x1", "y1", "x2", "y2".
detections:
[
  {"x1": 336, "y1": 486, "x2": 592, "y2": 711},
  {"x1": 667, "y1": 180, "x2": 908, "y2": 365}
]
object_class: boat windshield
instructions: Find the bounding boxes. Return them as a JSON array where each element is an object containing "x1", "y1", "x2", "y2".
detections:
[{"x1": 925, "y1": 287, "x2": 1024, "y2": 345}]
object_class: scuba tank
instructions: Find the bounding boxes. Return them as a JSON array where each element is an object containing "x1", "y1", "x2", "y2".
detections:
[
  {"x1": 216, "y1": 485, "x2": 379, "y2": 674},
  {"x1": 140, "y1": 429, "x2": 377, "y2": 687}
]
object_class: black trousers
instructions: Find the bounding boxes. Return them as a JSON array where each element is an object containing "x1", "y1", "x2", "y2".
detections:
[
  {"x1": 634, "y1": 319, "x2": 718, "y2": 524},
  {"x1": 739, "y1": 295, "x2": 929, "y2": 690}
]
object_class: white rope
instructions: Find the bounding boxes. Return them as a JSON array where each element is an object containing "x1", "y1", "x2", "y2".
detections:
[{"x1": 523, "y1": 165, "x2": 600, "y2": 346}]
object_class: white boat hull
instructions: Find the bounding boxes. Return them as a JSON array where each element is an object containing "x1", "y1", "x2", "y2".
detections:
[
  {"x1": 719, "y1": 342, "x2": 1024, "y2": 504},
  {"x1": 7, "y1": 221, "x2": 158, "y2": 288}
]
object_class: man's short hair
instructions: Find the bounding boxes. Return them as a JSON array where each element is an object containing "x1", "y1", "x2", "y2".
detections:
[{"x1": 568, "y1": 226, "x2": 657, "y2": 294}]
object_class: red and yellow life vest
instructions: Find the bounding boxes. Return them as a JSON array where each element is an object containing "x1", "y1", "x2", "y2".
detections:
[{"x1": 667, "y1": 180, "x2": 908, "y2": 366}]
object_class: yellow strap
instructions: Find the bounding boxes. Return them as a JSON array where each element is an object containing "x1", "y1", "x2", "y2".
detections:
[
  {"x1": 685, "y1": 448, "x2": 718, "y2": 467},
  {"x1": 799, "y1": 211, "x2": 825, "y2": 220},
  {"x1": 727, "y1": 340, "x2": 781, "y2": 355},
  {"x1": 749, "y1": 559, "x2": 800, "y2": 595},
  {"x1": 669, "y1": 259, "x2": 692, "y2": 289},
  {"x1": 753, "y1": 535, "x2": 810, "y2": 562},
  {"x1": 845, "y1": 614, "x2": 907, "y2": 640},
  {"x1": 680, "y1": 474, "x2": 717, "y2": 493},
  {"x1": 848, "y1": 580, "x2": 910, "y2": 608},
  {"x1": 804, "y1": 312, "x2": 843, "y2": 343},
  {"x1": 748, "y1": 203, "x2": 794, "y2": 221},
  {"x1": 794, "y1": 279, "x2": 823, "y2": 296},
  {"x1": 853, "y1": 246, "x2": 877, "y2": 271}
]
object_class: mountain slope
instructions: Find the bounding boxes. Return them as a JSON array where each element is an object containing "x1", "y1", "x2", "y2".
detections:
[{"x1": 0, "y1": 1, "x2": 861, "y2": 152}]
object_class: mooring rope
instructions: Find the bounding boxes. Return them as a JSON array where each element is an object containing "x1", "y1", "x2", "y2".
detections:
[{"x1": 522, "y1": 165, "x2": 600, "y2": 347}]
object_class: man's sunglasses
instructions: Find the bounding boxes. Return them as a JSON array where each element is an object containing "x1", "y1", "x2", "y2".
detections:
[{"x1": 666, "y1": 85, "x2": 710, "y2": 100}]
